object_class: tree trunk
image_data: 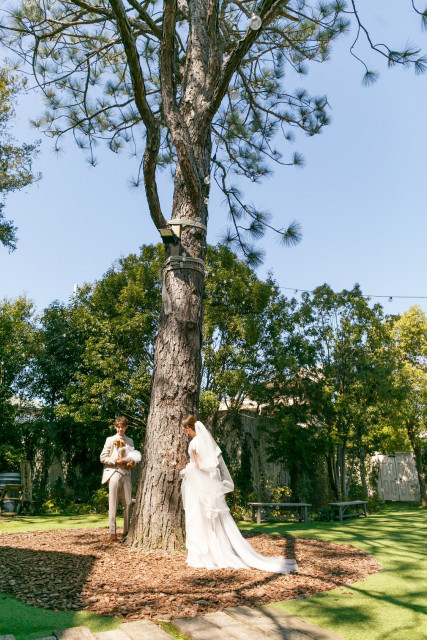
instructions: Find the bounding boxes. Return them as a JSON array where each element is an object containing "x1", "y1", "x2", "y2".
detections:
[
  {"x1": 129, "y1": 159, "x2": 208, "y2": 549},
  {"x1": 334, "y1": 445, "x2": 340, "y2": 499},
  {"x1": 340, "y1": 442, "x2": 347, "y2": 499},
  {"x1": 359, "y1": 446, "x2": 368, "y2": 497},
  {"x1": 347, "y1": 448, "x2": 356, "y2": 499},
  {"x1": 406, "y1": 421, "x2": 427, "y2": 508},
  {"x1": 326, "y1": 453, "x2": 338, "y2": 500}
]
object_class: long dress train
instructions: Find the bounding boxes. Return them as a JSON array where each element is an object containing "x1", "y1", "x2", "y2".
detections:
[{"x1": 181, "y1": 422, "x2": 298, "y2": 574}]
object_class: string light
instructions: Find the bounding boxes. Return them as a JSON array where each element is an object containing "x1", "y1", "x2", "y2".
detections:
[
  {"x1": 278, "y1": 286, "x2": 427, "y2": 301},
  {"x1": 249, "y1": 13, "x2": 262, "y2": 30}
]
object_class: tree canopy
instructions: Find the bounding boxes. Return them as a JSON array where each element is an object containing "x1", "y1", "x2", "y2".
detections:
[
  {"x1": 1, "y1": 1, "x2": 425, "y2": 259},
  {"x1": 0, "y1": 68, "x2": 40, "y2": 251}
]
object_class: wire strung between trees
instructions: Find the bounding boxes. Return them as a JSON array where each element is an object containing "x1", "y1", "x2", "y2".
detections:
[{"x1": 277, "y1": 287, "x2": 427, "y2": 302}]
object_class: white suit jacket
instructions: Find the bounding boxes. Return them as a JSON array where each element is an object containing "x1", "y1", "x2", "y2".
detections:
[{"x1": 100, "y1": 434, "x2": 135, "y2": 485}]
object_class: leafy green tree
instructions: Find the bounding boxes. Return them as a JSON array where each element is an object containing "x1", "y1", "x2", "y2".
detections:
[
  {"x1": 252, "y1": 291, "x2": 329, "y2": 504},
  {"x1": 2, "y1": 0, "x2": 425, "y2": 548},
  {"x1": 202, "y1": 244, "x2": 277, "y2": 416},
  {"x1": 25, "y1": 301, "x2": 85, "y2": 490},
  {"x1": 302, "y1": 285, "x2": 397, "y2": 499},
  {"x1": 0, "y1": 296, "x2": 35, "y2": 470},
  {"x1": 60, "y1": 244, "x2": 163, "y2": 426},
  {"x1": 389, "y1": 306, "x2": 427, "y2": 507},
  {"x1": 0, "y1": 68, "x2": 39, "y2": 251},
  {"x1": 261, "y1": 284, "x2": 397, "y2": 502},
  {"x1": 27, "y1": 245, "x2": 163, "y2": 495},
  {"x1": 201, "y1": 244, "x2": 284, "y2": 496}
]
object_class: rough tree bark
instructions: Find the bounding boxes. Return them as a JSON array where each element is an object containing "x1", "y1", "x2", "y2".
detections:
[
  {"x1": 127, "y1": 0, "x2": 219, "y2": 549},
  {"x1": 406, "y1": 421, "x2": 427, "y2": 509},
  {"x1": 359, "y1": 447, "x2": 368, "y2": 497},
  {"x1": 129, "y1": 171, "x2": 209, "y2": 549}
]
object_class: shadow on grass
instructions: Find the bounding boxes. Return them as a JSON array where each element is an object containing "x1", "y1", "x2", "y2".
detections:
[
  {"x1": 0, "y1": 542, "x2": 119, "y2": 639},
  {"x1": 0, "y1": 595, "x2": 120, "y2": 640},
  {"x1": 0, "y1": 594, "x2": 119, "y2": 640},
  {"x1": 252, "y1": 503, "x2": 427, "y2": 640}
]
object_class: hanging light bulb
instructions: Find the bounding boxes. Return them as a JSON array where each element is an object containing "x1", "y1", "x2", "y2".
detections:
[
  {"x1": 249, "y1": 13, "x2": 262, "y2": 30},
  {"x1": 204, "y1": 175, "x2": 210, "y2": 185},
  {"x1": 204, "y1": 197, "x2": 210, "y2": 205},
  {"x1": 230, "y1": 87, "x2": 239, "y2": 100}
]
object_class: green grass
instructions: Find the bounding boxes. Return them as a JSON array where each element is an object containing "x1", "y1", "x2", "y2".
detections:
[
  {"x1": 158, "y1": 621, "x2": 191, "y2": 639},
  {"x1": 240, "y1": 503, "x2": 427, "y2": 640},
  {"x1": 0, "y1": 514, "x2": 124, "y2": 639},
  {"x1": 1, "y1": 506, "x2": 426, "y2": 640},
  {"x1": 0, "y1": 594, "x2": 121, "y2": 640},
  {"x1": 0, "y1": 513, "x2": 117, "y2": 533}
]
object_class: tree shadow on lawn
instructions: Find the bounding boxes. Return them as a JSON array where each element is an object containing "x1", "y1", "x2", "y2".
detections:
[
  {"x1": 0, "y1": 544, "x2": 97, "y2": 611},
  {"x1": 0, "y1": 593, "x2": 118, "y2": 640},
  {"x1": 260, "y1": 505, "x2": 427, "y2": 640},
  {"x1": 0, "y1": 527, "x2": 381, "y2": 622},
  {"x1": 270, "y1": 592, "x2": 423, "y2": 640}
]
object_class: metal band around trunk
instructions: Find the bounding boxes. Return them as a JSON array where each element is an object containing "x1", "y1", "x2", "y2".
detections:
[
  {"x1": 167, "y1": 218, "x2": 207, "y2": 232},
  {"x1": 163, "y1": 255, "x2": 205, "y2": 275}
]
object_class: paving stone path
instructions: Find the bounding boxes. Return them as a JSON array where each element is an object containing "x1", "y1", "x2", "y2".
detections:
[{"x1": 0, "y1": 605, "x2": 346, "y2": 640}]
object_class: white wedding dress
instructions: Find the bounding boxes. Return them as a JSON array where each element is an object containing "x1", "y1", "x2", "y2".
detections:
[{"x1": 181, "y1": 421, "x2": 298, "y2": 574}]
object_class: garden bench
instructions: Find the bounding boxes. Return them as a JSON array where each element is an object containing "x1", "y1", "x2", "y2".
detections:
[
  {"x1": 328, "y1": 500, "x2": 368, "y2": 521},
  {"x1": 248, "y1": 502, "x2": 311, "y2": 524},
  {"x1": 0, "y1": 483, "x2": 23, "y2": 516}
]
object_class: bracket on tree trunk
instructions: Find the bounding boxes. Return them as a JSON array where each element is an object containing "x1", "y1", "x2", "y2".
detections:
[
  {"x1": 163, "y1": 255, "x2": 205, "y2": 275},
  {"x1": 167, "y1": 218, "x2": 207, "y2": 232}
]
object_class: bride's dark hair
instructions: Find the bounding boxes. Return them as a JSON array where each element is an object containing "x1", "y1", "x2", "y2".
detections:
[{"x1": 181, "y1": 414, "x2": 197, "y2": 428}]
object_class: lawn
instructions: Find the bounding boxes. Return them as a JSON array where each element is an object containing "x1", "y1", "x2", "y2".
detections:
[
  {"x1": 0, "y1": 513, "x2": 122, "y2": 639},
  {"x1": 240, "y1": 503, "x2": 427, "y2": 640},
  {"x1": 0, "y1": 513, "x2": 114, "y2": 533},
  {"x1": 1, "y1": 504, "x2": 426, "y2": 640}
]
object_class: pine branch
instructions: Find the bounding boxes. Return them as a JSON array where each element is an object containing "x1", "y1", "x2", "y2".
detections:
[
  {"x1": 160, "y1": 0, "x2": 203, "y2": 210},
  {"x1": 210, "y1": 0, "x2": 291, "y2": 117},
  {"x1": 108, "y1": 0, "x2": 166, "y2": 229}
]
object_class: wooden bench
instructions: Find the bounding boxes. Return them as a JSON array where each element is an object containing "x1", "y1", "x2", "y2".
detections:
[
  {"x1": 328, "y1": 500, "x2": 368, "y2": 521},
  {"x1": 248, "y1": 502, "x2": 311, "y2": 524},
  {"x1": 0, "y1": 483, "x2": 24, "y2": 516}
]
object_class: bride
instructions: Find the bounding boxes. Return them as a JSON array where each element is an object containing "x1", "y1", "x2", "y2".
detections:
[{"x1": 180, "y1": 415, "x2": 298, "y2": 573}]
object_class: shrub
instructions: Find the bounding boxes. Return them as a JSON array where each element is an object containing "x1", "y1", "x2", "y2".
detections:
[
  {"x1": 316, "y1": 507, "x2": 333, "y2": 521},
  {"x1": 367, "y1": 493, "x2": 385, "y2": 513},
  {"x1": 91, "y1": 487, "x2": 109, "y2": 514}
]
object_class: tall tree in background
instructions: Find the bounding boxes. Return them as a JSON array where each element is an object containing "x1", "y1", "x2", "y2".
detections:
[
  {"x1": 26, "y1": 245, "x2": 163, "y2": 492},
  {"x1": 0, "y1": 68, "x2": 40, "y2": 251},
  {"x1": 1, "y1": 1, "x2": 426, "y2": 548},
  {"x1": 391, "y1": 306, "x2": 427, "y2": 507},
  {"x1": 0, "y1": 296, "x2": 35, "y2": 469},
  {"x1": 297, "y1": 284, "x2": 395, "y2": 500}
]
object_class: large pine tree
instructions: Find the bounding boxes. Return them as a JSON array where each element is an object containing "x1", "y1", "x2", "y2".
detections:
[{"x1": 1, "y1": 0, "x2": 425, "y2": 548}]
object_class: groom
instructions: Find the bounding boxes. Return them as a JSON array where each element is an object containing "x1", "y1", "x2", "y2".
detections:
[{"x1": 100, "y1": 416, "x2": 135, "y2": 542}]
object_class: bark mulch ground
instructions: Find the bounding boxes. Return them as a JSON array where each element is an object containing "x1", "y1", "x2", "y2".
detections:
[{"x1": 0, "y1": 528, "x2": 381, "y2": 621}]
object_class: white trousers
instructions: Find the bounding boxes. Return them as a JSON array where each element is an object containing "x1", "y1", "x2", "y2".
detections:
[{"x1": 108, "y1": 471, "x2": 132, "y2": 535}]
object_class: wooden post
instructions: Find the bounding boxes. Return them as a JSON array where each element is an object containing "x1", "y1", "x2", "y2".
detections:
[{"x1": 20, "y1": 461, "x2": 32, "y2": 503}]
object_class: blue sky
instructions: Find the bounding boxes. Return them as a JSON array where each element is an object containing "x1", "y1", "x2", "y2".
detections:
[{"x1": 1, "y1": 1, "x2": 427, "y2": 318}]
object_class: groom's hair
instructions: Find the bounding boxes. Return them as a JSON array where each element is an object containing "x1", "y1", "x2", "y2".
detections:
[
  {"x1": 115, "y1": 416, "x2": 128, "y2": 428},
  {"x1": 181, "y1": 415, "x2": 197, "y2": 428}
]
